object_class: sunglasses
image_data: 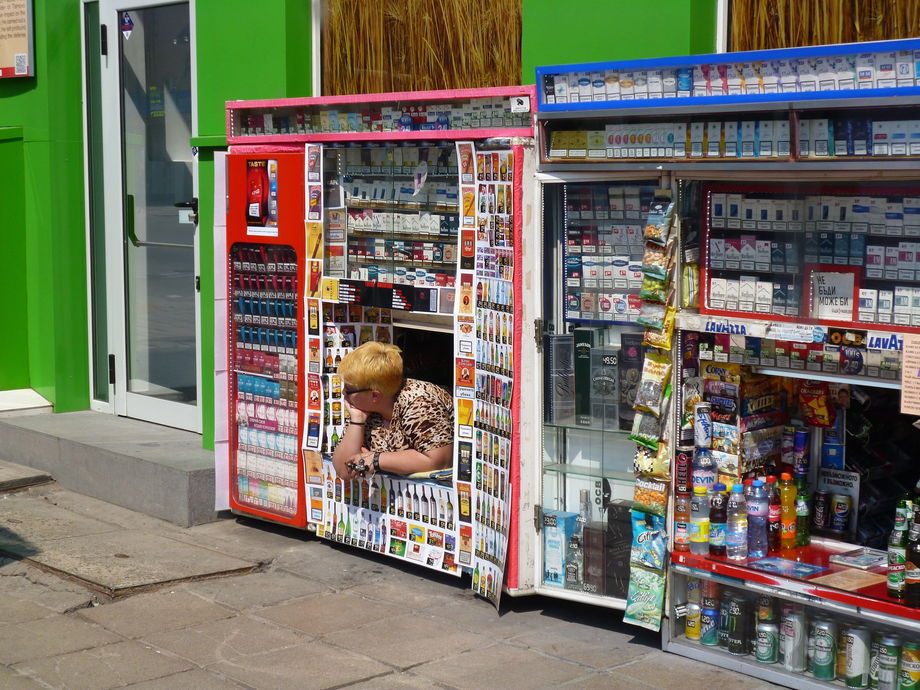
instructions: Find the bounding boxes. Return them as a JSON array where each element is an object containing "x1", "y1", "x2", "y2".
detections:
[{"x1": 343, "y1": 387, "x2": 372, "y2": 397}]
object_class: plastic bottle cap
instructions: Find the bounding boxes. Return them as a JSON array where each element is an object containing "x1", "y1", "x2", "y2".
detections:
[
  {"x1": 753, "y1": 480, "x2": 764, "y2": 487},
  {"x1": 744, "y1": 478, "x2": 753, "y2": 485},
  {"x1": 766, "y1": 475, "x2": 777, "y2": 483},
  {"x1": 713, "y1": 483, "x2": 726, "y2": 492},
  {"x1": 732, "y1": 484, "x2": 744, "y2": 493},
  {"x1": 693, "y1": 485, "x2": 708, "y2": 495},
  {"x1": 780, "y1": 472, "x2": 792, "y2": 481}
]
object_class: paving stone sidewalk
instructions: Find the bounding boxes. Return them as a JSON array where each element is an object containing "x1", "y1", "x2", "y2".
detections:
[{"x1": 0, "y1": 482, "x2": 779, "y2": 689}]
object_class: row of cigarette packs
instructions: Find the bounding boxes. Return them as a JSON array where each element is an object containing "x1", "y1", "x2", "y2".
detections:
[
  {"x1": 543, "y1": 50, "x2": 920, "y2": 104},
  {"x1": 345, "y1": 209, "x2": 459, "y2": 237},
  {"x1": 566, "y1": 292, "x2": 642, "y2": 322},
  {"x1": 566, "y1": 227, "x2": 647, "y2": 259},
  {"x1": 708, "y1": 277, "x2": 802, "y2": 317},
  {"x1": 342, "y1": 146, "x2": 456, "y2": 170},
  {"x1": 241, "y1": 97, "x2": 529, "y2": 136},
  {"x1": 347, "y1": 238, "x2": 458, "y2": 264},
  {"x1": 564, "y1": 185, "x2": 653, "y2": 220},
  {"x1": 345, "y1": 180, "x2": 459, "y2": 208},
  {"x1": 710, "y1": 193, "x2": 920, "y2": 234},
  {"x1": 801, "y1": 118, "x2": 920, "y2": 157},
  {"x1": 566, "y1": 256, "x2": 644, "y2": 289}
]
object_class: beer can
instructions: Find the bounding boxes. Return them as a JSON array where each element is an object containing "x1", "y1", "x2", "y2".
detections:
[
  {"x1": 830, "y1": 494, "x2": 853, "y2": 532},
  {"x1": 813, "y1": 618, "x2": 839, "y2": 681},
  {"x1": 675, "y1": 447, "x2": 692, "y2": 494},
  {"x1": 694, "y1": 402, "x2": 712, "y2": 449},
  {"x1": 756, "y1": 594, "x2": 775, "y2": 622},
  {"x1": 782, "y1": 609, "x2": 807, "y2": 672},
  {"x1": 899, "y1": 641, "x2": 920, "y2": 690},
  {"x1": 685, "y1": 601, "x2": 701, "y2": 640},
  {"x1": 726, "y1": 594, "x2": 749, "y2": 656},
  {"x1": 813, "y1": 491, "x2": 830, "y2": 530},
  {"x1": 755, "y1": 621, "x2": 780, "y2": 663},
  {"x1": 870, "y1": 632, "x2": 883, "y2": 689},
  {"x1": 687, "y1": 576, "x2": 702, "y2": 604},
  {"x1": 701, "y1": 578, "x2": 721, "y2": 609},
  {"x1": 877, "y1": 635, "x2": 902, "y2": 690},
  {"x1": 838, "y1": 625, "x2": 850, "y2": 680},
  {"x1": 700, "y1": 606, "x2": 720, "y2": 646},
  {"x1": 845, "y1": 626, "x2": 872, "y2": 689},
  {"x1": 807, "y1": 619, "x2": 816, "y2": 673}
]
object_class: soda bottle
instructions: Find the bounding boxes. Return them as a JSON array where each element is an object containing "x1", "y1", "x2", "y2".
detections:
[
  {"x1": 766, "y1": 475, "x2": 781, "y2": 554},
  {"x1": 796, "y1": 489, "x2": 811, "y2": 547},
  {"x1": 906, "y1": 511, "x2": 920, "y2": 608},
  {"x1": 689, "y1": 485, "x2": 711, "y2": 556},
  {"x1": 726, "y1": 484, "x2": 749, "y2": 561},
  {"x1": 779, "y1": 473, "x2": 798, "y2": 549},
  {"x1": 889, "y1": 525, "x2": 908, "y2": 599},
  {"x1": 673, "y1": 492, "x2": 691, "y2": 552},
  {"x1": 709, "y1": 484, "x2": 727, "y2": 557},
  {"x1": 747, "y1": 479, "x2": 769, "y2": 558}
]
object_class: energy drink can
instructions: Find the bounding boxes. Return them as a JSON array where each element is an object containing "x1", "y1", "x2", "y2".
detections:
[
  {"x1": 845, "y1": 626, "x2": 871, "y2": 688},
  {"x1": 781, "y1": 425, "x2": 796, "y2": 465},
  {"x1": 726, "y1": 594, "x2": 750, "y2": 656},
  {"x1": 755, "y1": 621, "x2": 780, "y2": 663},
  {"x1": 899, "y1": 641, "x2": 920, "y2": 689},
  {"x1": 701, "y1": 578, "x2": 721, "y2": 609},
  {"x1": 694, "y1": 402, "x2": 712, "y2": 449},
  {"x1": 813, "y1": 491, "x2": 830, "y2": 529},
  {"x1": 718, "y1": 595, "x2": 731, "y2": 648},
  {"x1": 675, "y1": 447, "x2": 693, "y2": 494},
  {"x1": 792, "y1": 427, "x2": 810, "y2": 476},
  {"x1": 781, "y1": 608, "x2": 807, "y2": 672},
  {"x1": 685, "y1": 601, "x2": 701, "y2": 640},
  {"x1": 878, "y1": 635, "x2": 902, "y2": 690},
  {"x1": 830, "y1": 494, "x2": 853, "y2": 532},
  {"x1": 700, "y1": 606, "x2": 720, "y2": 646},
  {"x1": 813, "y1": 618, "x2": 839, "y2": 681}
]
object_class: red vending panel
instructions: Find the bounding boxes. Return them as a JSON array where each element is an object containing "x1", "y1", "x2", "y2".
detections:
[{"x1": 226, "y1": 151, "x2": 307, "y2": 526}]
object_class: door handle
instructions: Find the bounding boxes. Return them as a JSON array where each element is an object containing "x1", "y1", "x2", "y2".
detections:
[{"x1": 174, "y1": 197, "x2": 199, "y2": 225}]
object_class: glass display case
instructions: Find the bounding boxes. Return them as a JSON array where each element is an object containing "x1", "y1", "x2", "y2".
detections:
[
  {"x1": 537, "y1": 179, "x2": 660, "y2": 605},
  {"x1": 322, "y1": 143, "x2": 460, "y2": 314}
]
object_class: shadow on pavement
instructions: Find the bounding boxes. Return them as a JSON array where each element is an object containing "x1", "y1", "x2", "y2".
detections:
[{"x1": 0, "y1": 524, "x2": 41, "y2": 560}]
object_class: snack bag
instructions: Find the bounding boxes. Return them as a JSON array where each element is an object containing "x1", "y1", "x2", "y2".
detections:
[
  {"x1": 799, "y1": 380, "x2": 836, "y2": 427},
  {"x1": 636, "y1": 301, "x2": 667, "y2": 330},
  {"x1": 632, "y1": 474, "x2": 669, "y2": 517},
  {"x1": 642, "y1": 199, "x2": 675, "y2": 247},
  {"x1": 629, "y1": 410, "x2": 661, "y2": 450},
  {"x1": 641, "y1": 243, "x2": 670, "y2": 280},
  {"x1": 639, "y1": 274, "x2": 668, "y2": 303},
  {"x1": 633, "y1": 351, "x2": 672, "y2": 416},
  {"x1": 643, "y1": 306, "x2": 675, "y2": 350},
  {"x1": 681, "y1": 377, "x2": 704, "y2": 434},
  {"x1": 624, "y1": 566, "x2": 666, "y2": 632},
  {"x1": 630, "y1": 510, "x2": 667, "y2": 570},
  {"x1": 681, "y1": 262, "x2": 700, "y2": 308}
]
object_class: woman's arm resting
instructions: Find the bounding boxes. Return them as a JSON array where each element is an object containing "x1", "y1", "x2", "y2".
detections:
[{"x1": 377, "y1": 444, "x2": 452, "y2": 475}]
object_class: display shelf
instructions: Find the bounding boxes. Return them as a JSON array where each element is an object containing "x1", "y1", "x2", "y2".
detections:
[
  {"x1": 749, "y1": 366, "x2": 901, "y2": 389},
  {"x1": 347, "y1": 230, "x2": 458, "y2": 243},
  {"x1": 344, "y1": 168, "x2": 459, "y2": 178},
  {"x1": 542, "y1": 462, "x2": 633, "y2": 482},
  {"x1": 348, "y1": 255, "x2": 456, "y2": 269},
  {"x1": 346, "y1": 201, "x2": 459, "y2": 213},
  {"x1": 533, "y1": 584, "x2": 627, "y2": 610},
  {"x1": 543, "y1": 420, "x2": 630, "y2": 436},
  {"x1": 663, "y1": 638, "x2": 837, "y2": 690},
  {"x1": 671, "y1": 542, "x2": 920, "y2": 626},
  {"x1": 539, "y1": 160, "x2": 920, "y2": 173}
]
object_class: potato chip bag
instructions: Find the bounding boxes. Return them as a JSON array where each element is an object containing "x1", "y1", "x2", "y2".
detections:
[
  {"x1": 630, "y1": 510, "x2": 667, "y2": 571},
  {"x1": 624, "y1": 566, "x2": 666, "y2": 632}
]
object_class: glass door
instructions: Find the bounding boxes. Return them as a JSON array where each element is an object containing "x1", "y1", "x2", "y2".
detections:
[{"x1": 98, "y1": 0, "x2": 199, "y2": 431}]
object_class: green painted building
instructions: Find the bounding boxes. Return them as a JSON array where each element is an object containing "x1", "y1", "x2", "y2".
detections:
[{"x1": 0, "y1": 0, "x2": 717, "y2": 452}]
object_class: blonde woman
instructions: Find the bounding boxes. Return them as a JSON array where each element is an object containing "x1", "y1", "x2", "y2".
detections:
[{"x1": 332, "y1": 341, "x2": 453, "y2": 480}]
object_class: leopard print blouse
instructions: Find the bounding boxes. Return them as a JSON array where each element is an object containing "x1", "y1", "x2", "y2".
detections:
[{"x1": 359, "y1": 378, "x2": 453, "y2": 454}]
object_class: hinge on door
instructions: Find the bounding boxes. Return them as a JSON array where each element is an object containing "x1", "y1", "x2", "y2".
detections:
[
  {"x1": 100, "y1": 25, "x2": 108, "y2": 57},
  {"x1": 108, "y1": 354, "x2": 116, "y2": 385},
  {"x1": 533, "y1": 318, "x2": 545, "y2": 353},
  {"x1": 534, "y1": 504, "x2": 543, "y2": 533}
]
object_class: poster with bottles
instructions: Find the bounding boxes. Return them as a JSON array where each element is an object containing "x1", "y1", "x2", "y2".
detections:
[{"x1": 469, "y1": 146, "x2": 516, "y2": 606}]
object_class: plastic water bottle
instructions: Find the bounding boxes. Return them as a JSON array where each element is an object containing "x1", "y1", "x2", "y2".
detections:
[
  {"x1": 726, "y1": 484, "x2": 748, "y2": 560},
  {"x1": 708, "y1": 483, "x2": 727, "y2": 557},
  {"x1": 689, "y1": 485, "x2": 711, "y2": 555},
  {"x1": 747, "y1": 479, "x2": 769, "y2": 558}
]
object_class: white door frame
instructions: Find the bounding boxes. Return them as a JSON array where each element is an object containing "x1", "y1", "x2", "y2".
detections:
[{"x1": 90, "y1": 0, "x2": 201, "y2": 431}]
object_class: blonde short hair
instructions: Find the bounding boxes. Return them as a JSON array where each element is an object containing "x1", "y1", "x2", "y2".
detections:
[{"x1": 338, "y1": 341, "x2": 404, "y2": 395}]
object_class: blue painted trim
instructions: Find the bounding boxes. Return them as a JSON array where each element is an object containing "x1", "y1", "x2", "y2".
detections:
[{"x1": 539, "y1": 86, "x2": 920, "y2": 113}]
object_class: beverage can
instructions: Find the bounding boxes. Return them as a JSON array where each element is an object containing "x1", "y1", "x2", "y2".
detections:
[
  {"x1": 878, "y1": 635, "x2": 902, "y2": 690},
  {"x1": 675, "y1": 447, "x2": 693, "y2": 494},
  {"x1": 813, "y1": 618, "x2": 839, "y2": 680},
  {"x1": 899, "y1": 641, "x2": 920, "y2": 690},
  {"x1": 686, "y1": 576, "x2": 702, "y2": 604},
  {"x1": 838, "y1": 625, "x2": 850, "y2": 680},
  {"x1": 845, "y1": 626, "x2": 871, "y2": 689},
  {"x1": 807, "y1": 619, "x2": 816, "y2": 673},
  {"x1": 781, "y1": 425, "x2": 796, "y2": 465},
  {"x1": 813, "y1": 491, "x2": 830, "y2": 529},
  {"x1": 701, "y1": 578, "x2": 721, "y2": 609},
  {"x1": 792, "y1": 427, "x2": 810, "y2": 476},
  {"x1": 830, "y1": 493, "x2": 852, "y2": 532},
  {"x1": 700, "y1": 606, "x2": 720, "y2": 646},
  {"x1": 755, "y1": 621, "x2": 780, "y2": 663},
  {"x1": 782, "y1": 609, "x2": 807, "y2": 672},
  {"x1": 870, "y1": 632, "x2": 882, "y2": 689},
  {"x1": 726, "y1": 595, "x2": 749, "y2": 655},
  {"x1": 694, "y1": 402, "x2": 712, "y2": 449},
  {"x1": 756, "y1": 594, "x2": 775, "y2": 622},
  {"x1": 685, "y1": 601, "x2": 701, "y2": 640},
  {"x1": 718, "y1": 595, "x2": 730, "y2": 648}
]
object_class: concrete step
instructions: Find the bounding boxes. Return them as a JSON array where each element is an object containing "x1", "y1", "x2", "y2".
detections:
[
  {"x1": 0, "y1": 411, "x2": 217, "y2": 527},
  {"x1": 0, "y1": 459, "x2": 53, "y2": 492},
  {"x1": 0, "y1": 388, "x2": 53, "y2": 418}
]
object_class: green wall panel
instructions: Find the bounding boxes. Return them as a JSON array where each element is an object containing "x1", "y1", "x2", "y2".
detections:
[
  {"x1": 198, "y1": 150, "x2": 215, "y2": 450},
  {"x1": 0, "y1": 136, "x2": 30, "y2": 390},
  {"x1": 521, "y1": 0, "x2": 718, "y2": 84}
]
